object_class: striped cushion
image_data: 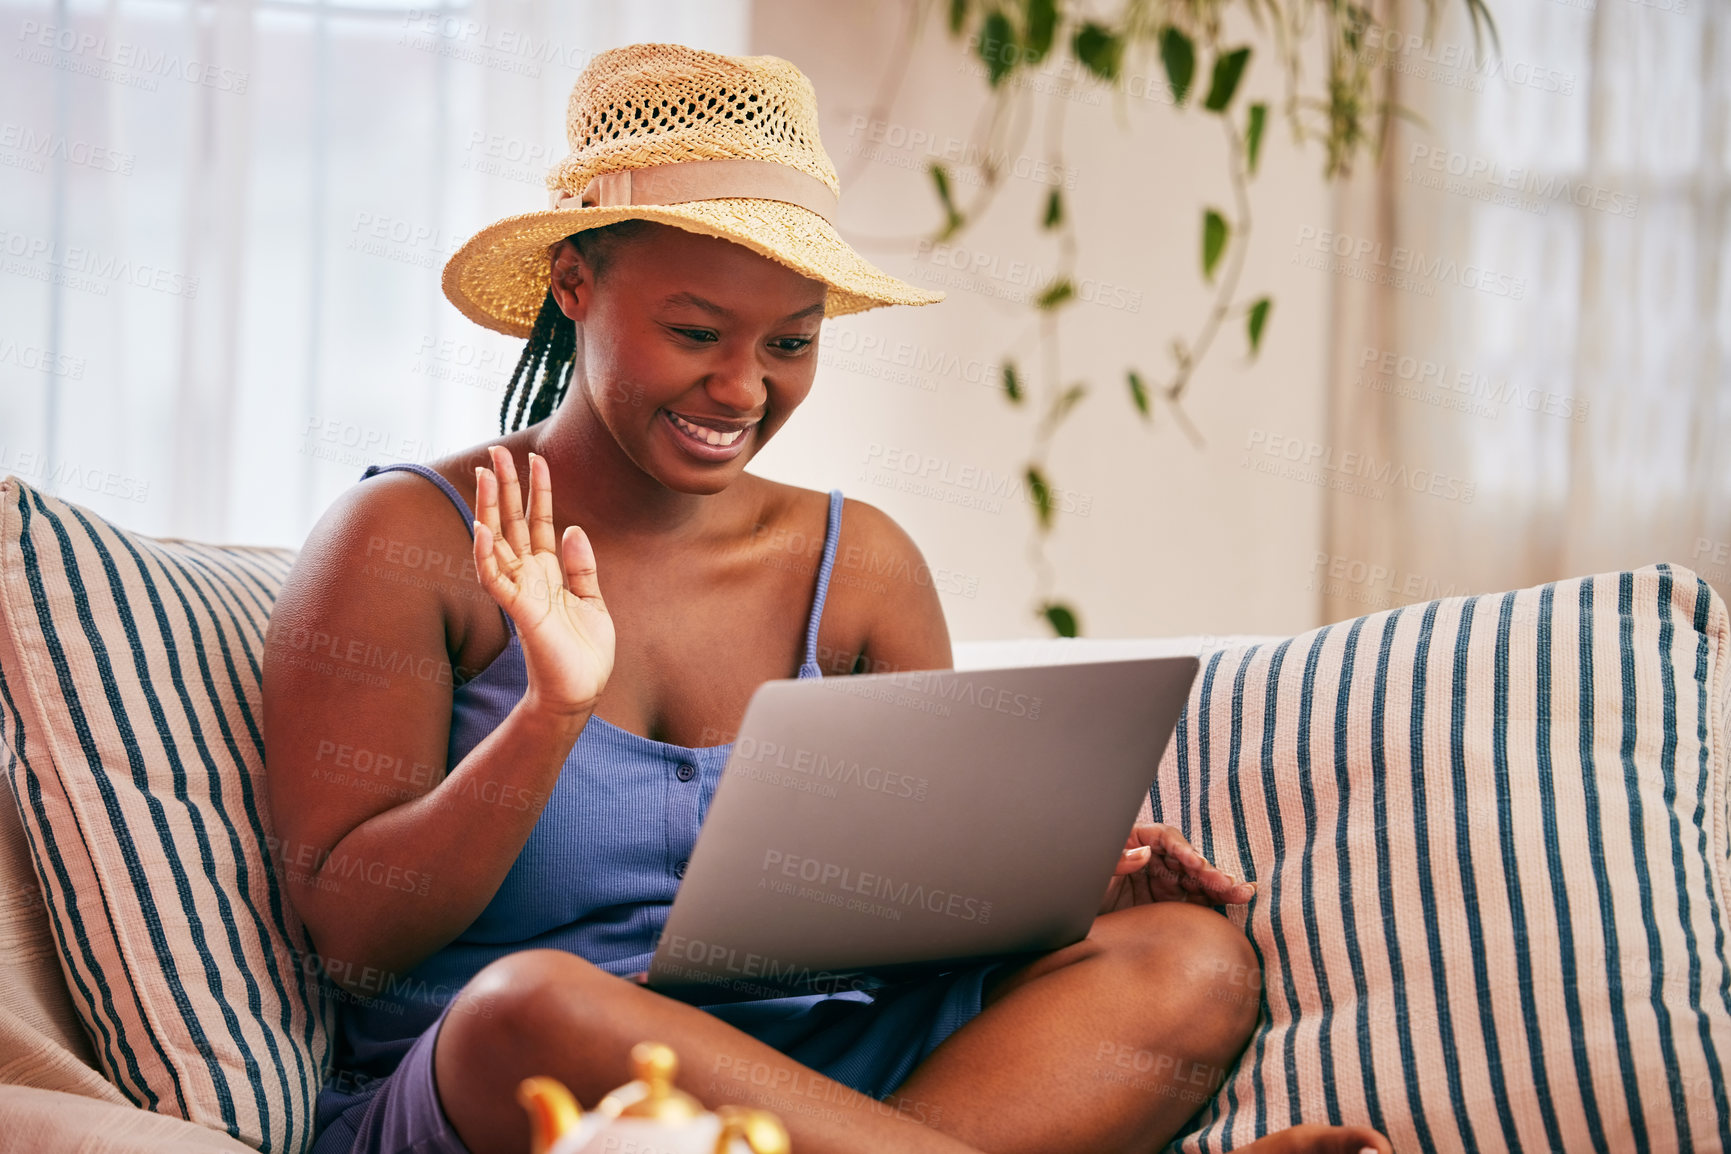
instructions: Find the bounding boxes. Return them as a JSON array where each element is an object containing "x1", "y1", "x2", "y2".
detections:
[
  {"x1": 0, "y1": 477, "x2": 332, "y2": 1153},
  {"x1": 1158, "y1": 564, "x2": 1731, "y2": 1152}
]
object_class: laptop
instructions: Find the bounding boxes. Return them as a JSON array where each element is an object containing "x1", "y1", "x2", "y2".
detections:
[{"x1": 645, "y1": 656, "x2": 1199, "y2": 1001}]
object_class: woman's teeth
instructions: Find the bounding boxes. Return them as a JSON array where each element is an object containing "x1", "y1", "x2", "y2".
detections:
[{"x1": 669, "y1": 411, "x2": 747, "y2": 446}]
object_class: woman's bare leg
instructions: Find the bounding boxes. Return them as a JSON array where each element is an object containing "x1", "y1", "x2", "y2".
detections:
[
  {"x1": 884, "y1": 902, "x2": 1256, "y2": 1154},
  {"x1": 885, "y1": 903, "x2": 1388, "y2": 1154},
  {"x1": 435, "y1": 905, "x2": 1389, "y2": 1154},
  {"x1": 435, "y1": 948, "x2": 986, "y2": 1154}
]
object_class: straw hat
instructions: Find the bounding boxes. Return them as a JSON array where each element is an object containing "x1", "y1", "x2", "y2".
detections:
[{"x1": 441, "y1": 43, "x2": 943, "y2": 337}]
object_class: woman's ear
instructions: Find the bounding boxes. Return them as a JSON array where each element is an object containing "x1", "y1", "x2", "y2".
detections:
[{"x1": 547, "y1": 239, "x2": 592, "y2": 322}]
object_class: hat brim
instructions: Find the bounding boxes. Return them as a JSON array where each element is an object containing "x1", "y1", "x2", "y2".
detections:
[{"x1": 441, "y1": 198, "x2": 944, "y2": 338}]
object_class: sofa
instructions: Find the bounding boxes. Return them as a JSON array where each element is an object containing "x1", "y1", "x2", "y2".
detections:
[{"x1": 0, "y1": 471, "x2": 1727, "y2": 1153}]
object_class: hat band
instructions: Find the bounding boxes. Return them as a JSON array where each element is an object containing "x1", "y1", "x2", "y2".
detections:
[{"x1": 550, "y1": 158, "x2": 839, "y2": 225}]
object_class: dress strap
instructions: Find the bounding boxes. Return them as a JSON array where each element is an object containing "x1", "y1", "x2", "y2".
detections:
[
  {"x1": 358, "y1": 463, "x2": 516, "y2": 638},
  {"x1": 797, "y1": 489, "x2": 845, "y2": 679}
]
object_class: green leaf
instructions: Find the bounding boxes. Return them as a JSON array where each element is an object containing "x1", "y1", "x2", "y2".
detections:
[
  {"x1": 1042, "y1": 188, "x2": 1063, "y2": 230},
  {"x1": 1203, "y1": 46, "x2": 1251, "y2": 112},
  {"x1": 1002, "y1": 361, "x2": 1023, "y2": 403},
  {"x1": 931, "y1": 162, "x2": 953, "y2": 204},
  {"x1": 1464, "y1": 0, "x2": 1504, "y2": 63},
  {"x1": 979, "y1": 10, "x2": 1017, "y2": 86},
  {"x1": 1053, "y1": 383, "x2": 1087, "y2": 421},
  {"x1": 1202, "y1": 208, "x2": 1228, "y2": 281},
  {"x1": 1246, "y1": 102, "x2": 1267, "y2": 176},
  {"x1": 1026, "y1": 465, "x2": 1054, "y2": 528},
  {"x1": 1159, "y1": 26, "x2": 1195, "y2": 105},
  {"x1": 1341, "y1": 15, "x2": 1363, "y2": 55},
  {"x1": 1042, "y1": 601, "x2": 1080, "y2": 638},
  {"x1": 1024, "y1": 0, "x2": 1058, "y2": 62},
  {"x1": 948, "y1": 0, "x2": 968, "y2": 36},
  {"x1": 1035, "y1": 278, "x2": 1075, "y2": 309},
  {"x1": 1073, "y1": 22, "x2": 1122, "y2": 82},
  {"x1": 930, "y1": 163, "x2": 964, "y2": 239},
  {"x1": 1127, "y1": 370, "x2": 1149, "y2": 417},
  {"x1": 1247, "y1": 297, "x2": 1272, "y2": 356}
]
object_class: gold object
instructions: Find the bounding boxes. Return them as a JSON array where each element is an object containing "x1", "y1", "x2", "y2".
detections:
[
  {"x1": 605, "y1": 1042, "x2": 705, "y2": 1122},
  {"x1": 516, "y1": 1041, "x2": 791, "y2": 1154},
  {"x1": 715, "y1": 1105, "x2": 792, "y2": 1154},
  {"x1": 517, "y1": 1076, "x2": 582, "y2": 1154}
]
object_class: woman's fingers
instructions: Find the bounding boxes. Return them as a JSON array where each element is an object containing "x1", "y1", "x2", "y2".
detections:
[
  {"x1": 472, "y1": 519, "x2": 508, "y2": 603},
  {"x1": 474, "y1": 464, "x2": 503, "y2": 558},
  {"x1": 1146, "y1": 823, "x2": 1205, "y2": 869},
  {"x1": 1187, "y1": 861, "x2": 1253, "y2": 905},
  {"x1": 473, "y1": 503, "x2": 523, "y2": 608},
  {"x1": 1122, "y1": 822, "x2": 1256, "y2": 906},
  {"x1": 561, "y1": 524, "x2": 605, "y2": 606},
  {"x1": 488, "y1": 445, "x2": 533, "y2": 560},
  {"x1": 1114, "y1": 845, "x2": 1153, "y2": 876},
  {"x1": 525, "y1": 452, "x2": 557, "y2": 557},
  {"x1": 473, "y1": 448, "x2": 607, "y2": 641},
  {"x1": 1140, "y1": 823, "x2": 1225, "y2": 882}
]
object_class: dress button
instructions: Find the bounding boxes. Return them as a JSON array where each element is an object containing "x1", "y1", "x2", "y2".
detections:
[
  {"x1": 675, "y1": 762, "x2": 697, "y2": 783},
  {"x1": 674, "y1": 859, "x2": 689, "y2": 878}
]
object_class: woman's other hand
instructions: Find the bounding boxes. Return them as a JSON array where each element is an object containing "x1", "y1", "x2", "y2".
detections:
[
  {"x1": 1099, "y1": 822, "x2": 1255, "y2": 914},
  {"x1": 474, "y1": 445, "x2": 616, "y2": 718}
]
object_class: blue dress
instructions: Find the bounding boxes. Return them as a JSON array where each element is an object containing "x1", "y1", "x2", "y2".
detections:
[{"x1": 309, "y1": 462, "x2": 1000, "y2": 1148}]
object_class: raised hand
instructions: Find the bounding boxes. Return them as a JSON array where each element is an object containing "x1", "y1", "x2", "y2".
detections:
[
  {"x1": 1099, "y1": 822, "x2": 1255, "y2": 914},
  {"x1": 472, "y1": 445, "x2": 616, "y2": 719}
]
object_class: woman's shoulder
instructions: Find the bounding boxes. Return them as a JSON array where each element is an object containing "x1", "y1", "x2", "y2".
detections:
[
  {"x1": 742, "y1": 475, "x2": 951, "y2": 671},
  {"x1": 332, "y1": 432, "x2": 537, "y2": 531},
  {"x1": 741, "y1": 476, "x2": 918, "y2": 560},
  {"x1": 279, "y1": 436, "x2": 523, "y2": 621},
  {"x1": 300, "y1": 460, "x2": 465, "y2": 564}
]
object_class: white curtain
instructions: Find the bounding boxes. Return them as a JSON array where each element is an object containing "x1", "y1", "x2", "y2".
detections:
[
  {"x1": 1323, "y1": 0, "x2": 1731, "y2": 620},
  {"x1": 0, "y1": 0, "x2": 748, "y2": 548}
]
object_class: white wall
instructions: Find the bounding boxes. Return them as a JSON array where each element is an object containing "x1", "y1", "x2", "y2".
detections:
[
  {"x1": 748, "y1": 0, "x2": 1337, "y2": 640},
  {"x1": 0, "y1": 0, "x2": 1336, "y2": 642}
]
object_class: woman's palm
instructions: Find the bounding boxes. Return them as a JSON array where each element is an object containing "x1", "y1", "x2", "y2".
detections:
[{"x1": 472, "y1": 446, "x2": 615, "y2": 715}]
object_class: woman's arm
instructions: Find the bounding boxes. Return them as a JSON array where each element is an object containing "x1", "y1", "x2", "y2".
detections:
[
  {"x1": 263, "y1": 449, "x2": 612, "y2": 995},
  {"x1": 830, "y1": 498, "x2": 954, "y2": 674}
]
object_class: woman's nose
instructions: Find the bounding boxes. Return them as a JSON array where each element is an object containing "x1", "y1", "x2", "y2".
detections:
[{"x1": 704, "y1": 347, "x2": 769, "y2": 413}]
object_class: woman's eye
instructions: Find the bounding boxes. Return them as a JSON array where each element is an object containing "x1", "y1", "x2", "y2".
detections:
[
  {"x1": 674, "y1": 327, "x2": 718, "y2": 343},
  {"x1": 772, "y1": 337, "x2": 814, "y2": 354}
]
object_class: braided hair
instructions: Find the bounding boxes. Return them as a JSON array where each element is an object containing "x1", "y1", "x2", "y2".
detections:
[
  {"x1": 498, "y1": 219, "x2": 653, "y2": 434},
  {"x1": 499, "y1": 292, "x2": 576, "y2": 433}
]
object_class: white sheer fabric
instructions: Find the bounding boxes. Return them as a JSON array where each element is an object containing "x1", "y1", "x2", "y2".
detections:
[
  {"x1": 0, "y1": 0, "x2": 747, "y2": 546},
  {"x1": 1323, "y1": 0, "x2": 1731, "y2": 620}
]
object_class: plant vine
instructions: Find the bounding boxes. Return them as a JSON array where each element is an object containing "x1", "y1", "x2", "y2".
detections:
[{"x1": 923, "y1": 0, "x2": 1497, "y2": 636}]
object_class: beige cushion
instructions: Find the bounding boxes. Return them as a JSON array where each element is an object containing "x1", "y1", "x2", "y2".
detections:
[
  {"x1": 0, "y1": 476, "x2": 333, "y2": 1153},
  {"x1": 0, "y1": 1083, "x2": 258, "y2": 1152},
  {"x1": 1159, "y1": 564, "x2": 1731, "y2": 1150},
  {"x1": 0, "y1": 764, "x2": 125, "y2": 1103}
]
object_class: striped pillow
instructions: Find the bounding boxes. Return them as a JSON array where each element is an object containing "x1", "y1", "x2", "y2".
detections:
[
  {"x1": 0, "y1": 477, "x2": 332, "y2": 1153},
  {"x1": 1157, "y1": 564, "x2": 1731, "y2": 1152}
]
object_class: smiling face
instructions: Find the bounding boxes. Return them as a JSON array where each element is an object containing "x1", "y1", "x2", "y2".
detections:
[{"x1": 547, "y1": 222, "x2": 827, "y2": 495}]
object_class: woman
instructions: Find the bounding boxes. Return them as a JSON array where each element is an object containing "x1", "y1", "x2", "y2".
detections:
[{"x1": 264, "y1": 43, "x2": 1390, "y2": 1154}]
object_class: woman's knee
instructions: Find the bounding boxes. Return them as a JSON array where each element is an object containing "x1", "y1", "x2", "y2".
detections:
[
  {"x1": 433, "y1": 950, "x2": 639, "y2": 1150},
  {"x1": 444, "y1": 948, "x2": 614, "y2": 1053},
  {"x1": 1095, "y1": 904, "x2": 1262, "y2": 1038}
]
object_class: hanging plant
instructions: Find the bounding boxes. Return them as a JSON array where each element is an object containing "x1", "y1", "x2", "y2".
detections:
[{"x1": 927, "y1": 0, "x2": 1497, "y2": 635}]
